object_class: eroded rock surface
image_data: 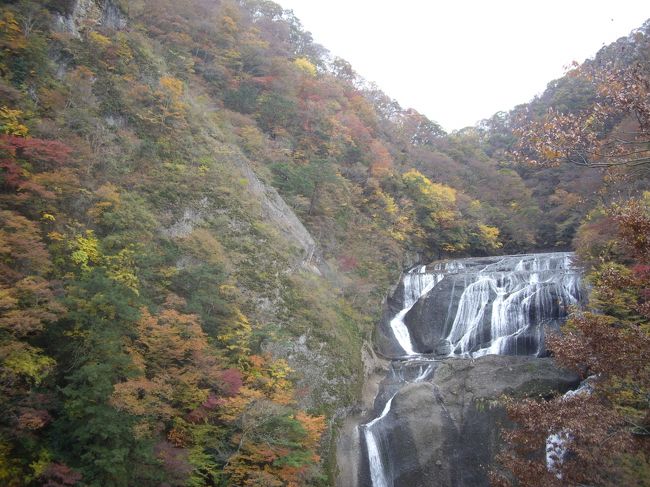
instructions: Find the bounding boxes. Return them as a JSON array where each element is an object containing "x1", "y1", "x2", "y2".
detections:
[
  {"x1": 54, "y1": 0, "x2": 126, "y2": 37},
  {"x1": 354, "y1": 355, "x2": 578, "y2": 487}
]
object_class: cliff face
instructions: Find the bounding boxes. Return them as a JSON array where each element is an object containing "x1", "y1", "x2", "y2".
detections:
[
  {"x1": 337, "y1": 356, "x2": 578, "y2": 487},
  {"x1": 53, "y1": 0, "x2": 126, "y2": 37},
  {"x1": 48, "y1": 0, "x2": 358, "y2": 410},
  {"x1": 374, "y1": 357, "x2": 579, "y2": 487}
]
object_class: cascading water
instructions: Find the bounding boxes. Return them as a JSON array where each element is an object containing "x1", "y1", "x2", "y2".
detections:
[
  {"x1": 546, "y1": 377, "x2": 594, "y2": 477},
  {"x1": 443, "y1": 253, "x2": 580, "y2": 357},
  {"x1": 361, "y1": 361, "x2": 437, "y2": 487},
  {"x1": 362, "y1": 264, "x2": 448, "y2": 485},
  {"x1": 363, "y1": 360, "x2": 435, "y2": 487},
  {"x1": 363, "y1": 396, "x2": 395, "y2": 487},
  {"x1": 361, "y1": 252, "x2": 583, "y2": 487},
  {"x1": 388, "y1": 263, "x2": 460, "y2": 355}
]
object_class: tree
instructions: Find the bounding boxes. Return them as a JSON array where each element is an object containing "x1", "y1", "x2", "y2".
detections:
[
  {"x1": 110, "y1": 305, "x2": 232, "y2": 486},
  {"x1": 271, "y1": 158, "x2": 338, "y2": 216},
  {"x1": 51, "y1": 268, "x2": 161, "y2": 487},
  {"x1": 223, "y1": 399, "x2": 325, "y2": 487},
  {"x1": 401, "y1": 169, "x2": 467, "y2": 255},
  {"x1": 513, "y1": 59, "x2": 650, "y2": 168},
  {"x1": 397, "y1": 108, "x2": 446, "y2": 147},
  {"x1": 0, "y1": 210, "x2": 62, "y2": 487},
  {"x1": 220, "y1": 352, "x2": 325, "y2": 486}
]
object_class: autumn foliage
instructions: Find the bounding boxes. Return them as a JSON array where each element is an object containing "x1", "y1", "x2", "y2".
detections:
[
  {"x1": 493, "y1": 196, "x2": 650, "y2": 486},
  {"x1": 0, "y1": 0, "x2": 647, "y2": 485},
  {"x1": 513, "y1": 59, "x2": 650, "y2": 168}
]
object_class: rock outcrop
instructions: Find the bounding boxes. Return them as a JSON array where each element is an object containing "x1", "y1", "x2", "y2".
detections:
[
  {"x1": 230, "y1": 152, "x2": 319, "y2": 269},
  {"x1": 354, "y1": 355, "x2": 579, "y2": 487},
  {"x1": 53, "y1": 0, "x2": 126, "y2": 38}
]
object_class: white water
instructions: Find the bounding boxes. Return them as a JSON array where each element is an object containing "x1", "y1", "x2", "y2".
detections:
[
  {"x1": 389, "y1": 253, "x2": 580, "y2": 359},
  {"x1": 362, "y1": 360, "x2": 434, "y2": 487},
  {"x1": 363, "y1": 395, "x2": 396, "y2": 487},
  {"x1": 546, "y1": 378, "x2": 594, "y2": 477},
  {"x1": 389, "y1": 264, "x2": 457, "y2": 355},
  {"x1": 445, "y1": 253, "x2": 580, "y2": 357}
]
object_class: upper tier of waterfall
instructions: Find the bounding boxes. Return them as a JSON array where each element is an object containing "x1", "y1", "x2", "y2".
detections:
[{"x1": 381, "y1": 252, "x2": 582, "y2": 359}]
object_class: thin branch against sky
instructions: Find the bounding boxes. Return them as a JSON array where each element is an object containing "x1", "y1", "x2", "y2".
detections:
[{"x1": 278, "y1": 0, "x2": 649, "y2": 131}]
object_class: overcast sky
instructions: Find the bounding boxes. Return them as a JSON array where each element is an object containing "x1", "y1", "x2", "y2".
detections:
[{"x1": 277, "y1": 0, "x2": 649, "y2": 131}]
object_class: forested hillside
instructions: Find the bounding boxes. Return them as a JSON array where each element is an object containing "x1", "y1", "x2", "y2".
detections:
[
  {"x1": 0, "y1": 0, "x2": 648, "y2": 485},
  {"x1": 477, "y1": 21, "x2": 650, "y2": 248}
]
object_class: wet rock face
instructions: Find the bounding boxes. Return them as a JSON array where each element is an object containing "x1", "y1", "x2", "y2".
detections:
[
  {"x1": 403, "y1": 274, "x2": 466, "y2": 354},
  {"x1": 358, "y1": 356, "x2": 579, "y2": 487},
  {"x1": 376, "y1": 289, "x2": 409, "y2": 357}
]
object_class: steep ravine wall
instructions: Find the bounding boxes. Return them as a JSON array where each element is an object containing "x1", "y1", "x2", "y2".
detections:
[{"x1": 48, "y1": 4, "x2": 372, "y2": 480}]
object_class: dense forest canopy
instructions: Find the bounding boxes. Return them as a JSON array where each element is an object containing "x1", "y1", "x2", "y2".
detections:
[{"x1": 0, "y1": 0, "x2": 648, "y2": 485}]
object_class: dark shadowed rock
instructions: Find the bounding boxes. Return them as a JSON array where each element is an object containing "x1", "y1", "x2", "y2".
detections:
[
  {"x1": 403, "y1": 273, "x2": 468, "y2": 353},
  {"x1": 357, "y1": 355, "x2": 579, "y2": 487}
]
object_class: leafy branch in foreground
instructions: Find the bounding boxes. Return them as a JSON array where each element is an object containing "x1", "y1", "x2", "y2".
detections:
[{"x1": 513, "y1": 59, "x2": 650, "y2": 168}]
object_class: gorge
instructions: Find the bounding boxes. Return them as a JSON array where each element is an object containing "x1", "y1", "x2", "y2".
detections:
[
  {"x1": 339, "y1": 252, "x2": 584, "y2": 487},
  {"x1": 1, "y1": 1, "x2": 647, "y2": 484}
]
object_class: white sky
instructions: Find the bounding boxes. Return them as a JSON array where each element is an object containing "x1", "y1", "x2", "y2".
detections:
[{"x1": 277, "y1": 0, "x2": 649, "y2": 131}]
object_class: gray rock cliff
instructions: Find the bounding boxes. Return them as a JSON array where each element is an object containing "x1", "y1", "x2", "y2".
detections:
[
  {"x1": 53, "y1": 0, "x2": 126, "y2": 38},
  {"x1": 354, "y1": 355, "x2": 579, "y2": 486}
]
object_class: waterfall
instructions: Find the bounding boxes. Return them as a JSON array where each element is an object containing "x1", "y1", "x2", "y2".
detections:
[
  {"x1": 387, "y1": 253, "x2": 581, "y2": 358},
  {"x1": 546, "y1": 378, "x2": 594, "y2": 477},
  {"x1": 389, "y1": 263, "x2": 460, "y2": 355},
  {"x1": 389, "y1": 265, "x2": 438, "y2": 355},
  {"x1": 363, "y1": 396, "x2": 395, "y2": 487},
  {"x1": 362, "y1": 360, "x2": 436, "y2": 487},
  {"x1": 362, "y1": 263, "x2": 455, "y2": 486},
  {"x1": 440, "y1": 252, "x2": 581, "y2": 357},
  {"x1": 362, "y1": 252, "x2": 583, "y2": 487},
  {"x1": 446, "y1": 276, "x2": 493, "y2": 354}
]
